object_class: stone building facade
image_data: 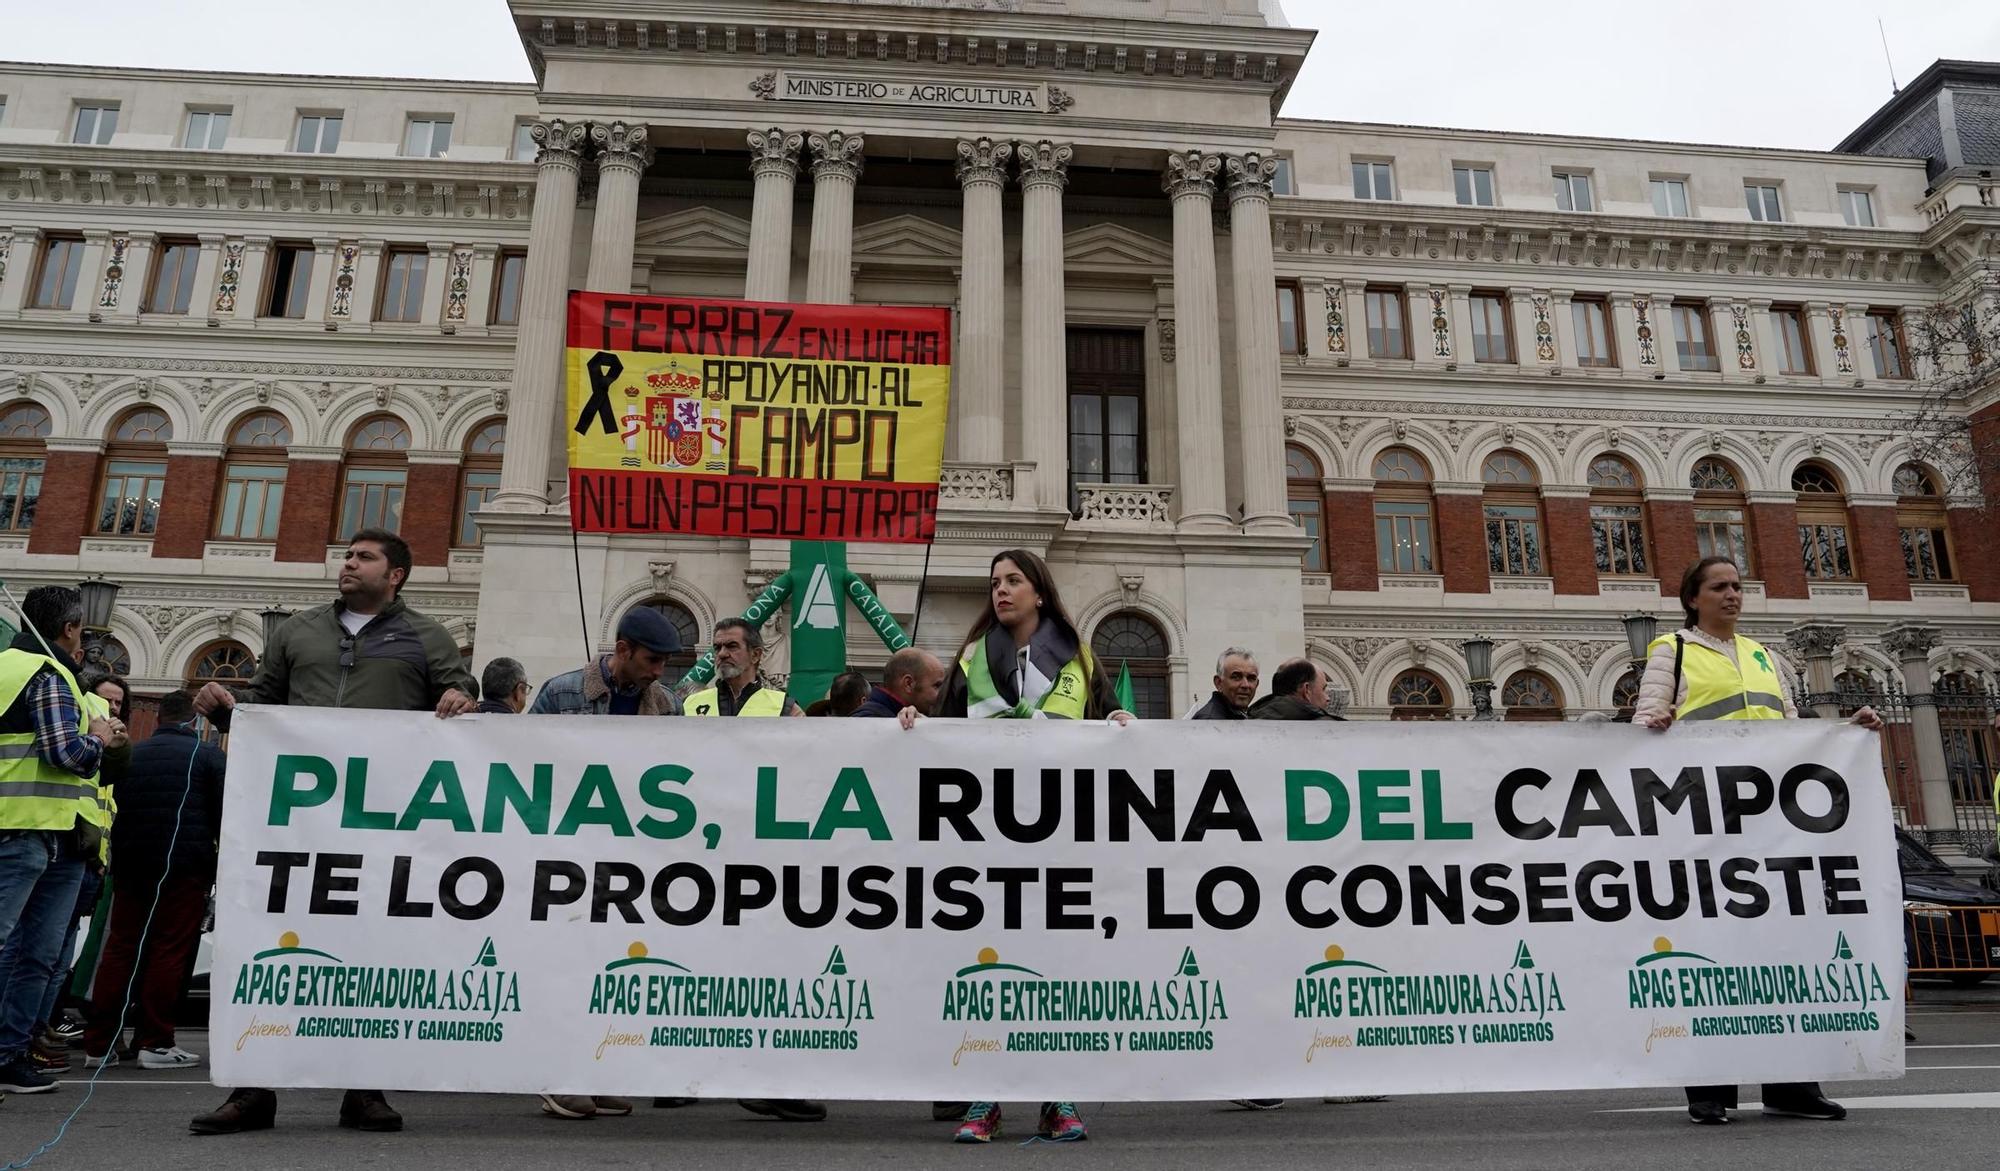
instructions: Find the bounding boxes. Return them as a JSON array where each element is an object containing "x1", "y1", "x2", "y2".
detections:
[{"x1": 0, "y1": 2, "x2": 1995, "y2": 827}]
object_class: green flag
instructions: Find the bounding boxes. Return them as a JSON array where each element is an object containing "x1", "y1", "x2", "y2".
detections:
[{"x1": 1115, "y1": 660, "x2": 1136, "y2": 714}]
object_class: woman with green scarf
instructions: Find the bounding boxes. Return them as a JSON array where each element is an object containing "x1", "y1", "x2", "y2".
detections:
[{"x1": 915, "y1": 549, "x2": 1130, "y2": 1142}]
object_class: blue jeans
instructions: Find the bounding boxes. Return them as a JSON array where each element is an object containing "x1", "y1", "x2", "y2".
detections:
[
  {"x1": 35, "y1": 869, "x2": 101, "y2": 1027},
  {"x1": 0, "y1": 830, "x2": 85, "y2": 1063}
]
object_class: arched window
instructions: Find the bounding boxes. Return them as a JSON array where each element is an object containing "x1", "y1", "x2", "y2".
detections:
[
  {"x1": 627, "y1": 598, "x2": 700, "y2": 687},
  {"x1": 185, "y1": 639, "x2": 257, "y2": 689},
  {"x1": 1613, "y1": 667, "x2": 1641, "y2": 722},
  {"x1": 0, "y1": 401, "x2": 51, "y2": 532},
  {"x1": 1389, "y1": 668, "x2": 1452, "y2": 721},
  {"x1": 95, "y1": 636, "x2": 132, "y2": 677},
  {"x1": 1792, "y1": 461, "x2": 1852, "y2": 580},
  {"x1": 1893, "y1": 462, "x2": 1953, "y2": 582},
  {"x1": 458, "y1": 419, "x2": 505, "y2": 547},
  {"x1": 1587, "y1": 454, "x2": 1648, "y2": 576},
  {"x1": 1690, "y1": 456, "x2": 1752, "y2": 573},
  {"x1": 98, "y1": 407, "x2": 171, "y2": 536},
  {"x1": 1482, "y1": 450, "x2": 1544, "y2": 576},
  {"x1": 338, "y1": 413, "x2": 411, "y2": 538},
  {"x1": 1090, "y1": 611, "x2": 1170, "y2": 720},
  {"x1": 215, "y1": 410, "x2": 291, "y2": 541},
  {"x1": 1286, "y1": 444, "x2": 1325, "y2": 570},
  {"x1": 1372, "y1": 447, "x2": 1436, "y2": 574},
  {"x1": 1501, "y1": 669, "x2": 1564, "y2": 721}
]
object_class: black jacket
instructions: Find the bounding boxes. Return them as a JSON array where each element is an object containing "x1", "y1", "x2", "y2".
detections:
[
  {"x1": 1248, "y1": 693, "x2": 1344, "y2": 721},
  {"x1": 110, "y1": 725, "x2": 227, "y2": 877},
  {"x1": 474, "y1": 699, "x2": 515, "y2": 714},
  {"x1": 1192, "y1": 693, "x2": 1248, "y2": 721},
  {"x1": 850, "y1": 686, "x2": 906, "y2": 718}
]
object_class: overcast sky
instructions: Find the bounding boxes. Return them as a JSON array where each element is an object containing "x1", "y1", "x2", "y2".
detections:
[{"x1": 3, "y1": 0, "x2": 1995, "y2": 152}]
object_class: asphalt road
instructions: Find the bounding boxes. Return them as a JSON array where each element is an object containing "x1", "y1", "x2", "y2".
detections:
[{"x1": 6, "y1": 984, "x2": 1998, "y2": 1171}]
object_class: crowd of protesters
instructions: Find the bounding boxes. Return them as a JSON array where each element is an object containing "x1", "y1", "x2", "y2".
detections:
[{"x1": 0, "y1": 535, "x2": 1982, "y2": 1143}]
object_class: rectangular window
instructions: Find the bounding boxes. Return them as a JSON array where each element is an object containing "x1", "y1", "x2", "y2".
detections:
[
  {"x1": 215, "y1": 464, "x2": 287, "y2": 541},
  {"x1": 458, "y1": 470, "x2": 502, "y2": 546},
  {"x1": 71, "y1": 103, "x2": 118, "y2": 145},
  {"x1": 511, "y1": 121, "x2": 537, "y2": 161},
  {"x1": 1744, "y1": 183, "x2": 1783, "y2": 222},
  {"x1": 378, "y1": 249, "x2": 430, "y2": 323},
  {"x1": 1839, "y1": 187, "x2": 1876, "y2": 227},
  {"x1": 182, "y1": 108, "x2": 231, "y2": 150},
  {"x1": 1276, "y1": 283, "x2": 1302, "y2": 355},
  {"x1": 1289, "y1": 497, "x2": 1324, "y2": 568},
  {"x1": 1866, "y1": 311, "x2": 1907, "y2": 379},
  {"x1": 339, "y1": 467, "x2": 407, "y2": 537},
  {"x1": 1571, "y1": 297, "x2": 1614, "y2": 367},
  {"x1": 1650, "y1": 177, "x2": 1690, "y2": 217},
  {"x1": 97, "y1": 459, "x2": 166, "y2": 535},
  {"x1": 403, "y1": 117, "x2": 453, "y2": 158},
  {"x1": 1453, "y1": 165, "x2": 1495, "y2": 207},
  {"x1": 146, "y1": 239, "x2": 200, "y2": 314},
  {"x1": 1553, "y1": 171, "x2": 1594, "y2": 212},
  {"x1": 1591, "y1": 505, "x2": 1648, "y2": 575},
  {"x1": 266, "y1": 244, "x2": 315, "y2": 318},
  {"x1": 1798, "y1": 523, "x2": 1853, "y2": 580},
  {"x1": 492, "y1": 251, "x2": 526, "y2": 325},
  {"x1": 1673, "y1": 302, "x2": 1719, "y2": 372},
  {"x1": 1270, "y1": 157, "x2": 1295, "y2": 196},
  {"x1": 1352, "y1": 160, "x2": 1395, "y2": 201},
  {"x1": 1900, "y1": 526, "x2": 1953, "y2": 581},
  {"x1": 1772, "y1": 307, "x2": 1812, "y2": 375},
  {"x1": 31, "y1": 236, "x2": 86, "y2": 309},
  {"x1": 0, "y1": 457, "x2": 43, "y2": 531},
  {"x1": 1485, "y1": 504, "x2": 1545, "y2": 575},
  {"x1": 1374, "y1": 499, "x2": 1435, "y2": 573},
  {"x1": 1470, "y1": 293, "x2": 1511, "y2": 363},
  {"x1": 1694, "y1": 508, "x2": 1752, "y2": 574},
  {"x1": 1365, "y1": 288, "x2": 1408, "y2": 358},
  {"x1": 295, "y1": 113, "x2": 343, "y2": 153}
]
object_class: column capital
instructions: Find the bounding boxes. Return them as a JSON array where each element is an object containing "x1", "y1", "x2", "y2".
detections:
[
  {"x1": 955, "y1": 137, "x2": 1014, "y2": 189},
  {"x1": 590, "y1": 120, "x2": 654, "y2": 175},
  {"x1": 1163, "y1": 149, "x2": 1220, "y2": 201},
  {"x1": 1784, "y1": 621, "x2": 1846, "y2": 661},
  {"x1": 1017, "y1": 139, "x2": 1073, "y2": 190},
  {"x1": 530, "y1": 118, "x2": 589, "y2": 173},
  {"x1": 807, "y1": 130, "x2": 865, "y2": 183},
  {"x1": 1881, "y1": 621, "x2": 1941, "y2": 663},
  {"x1": 746, "y1": 126, "x2": 803, "y2": 180},
  {"x1": 1223, "y1": 151, "x2": 1277, "y2": 204}
]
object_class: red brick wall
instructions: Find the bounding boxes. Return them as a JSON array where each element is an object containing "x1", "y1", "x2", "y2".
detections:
[
  {"x1": 26, "y1": 450, "x2": 98, "y2": 555},
  {"x1": 275, "y1": 458, "x2": 340, "y2": 563},
  {"x1": 1543, "y1": 495, "x2": 1598, "y2": 596},
  {"x1": 1847, "y1": 504, "x2": 1909, "y2": 602},
  {"x1": 1325, "y1": 489, "x2": 1378, "y2": 592},
  {"x1": 1645, "y1": 497, "x2": 1700, "y2": 597},
  {"x1": 1949, "y1": 506, "x2": 2000, "y2": 603},
  {"x1": 401, "y1": 462, "x2": 460, "y2": 567},
  {"x1": 152, "y1": 454, "x2": 220, "y2": 560},
  {"x1": 1436, "y1": 493, "x2": 1490, "y2": 594},
  {"x1": 1748, "y1": 501, "x2": 1807, "y2": 599}
]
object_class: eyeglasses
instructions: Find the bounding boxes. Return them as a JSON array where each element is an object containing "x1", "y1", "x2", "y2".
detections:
[{"x1": 339, "y1": 636, "x2": 355, "y2": 670}]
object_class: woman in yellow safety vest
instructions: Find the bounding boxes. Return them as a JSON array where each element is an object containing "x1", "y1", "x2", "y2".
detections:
[
  {"x1": 1637, "y1": 555, "x2": 1882, "y2": 1126},
  {"x1": 918, "y1": 548, "x2": 1130, "y2": 1144}
]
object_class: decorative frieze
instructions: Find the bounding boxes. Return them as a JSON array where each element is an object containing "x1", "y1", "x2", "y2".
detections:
[
  {"x1": 1531, "y1": 294, "x2": 1556, "y2": 362},
  {"x1": 1730, "y1": 302, "x2": 1755, "y2": 370},
  {"x1": 1324, "y1": 286, "x2": 1346, "y2": 355},
  {"x1": 96, "y1": 235, "x2": 130, "y2": 310},
  {"x1": 443, "y1": 247, "x2": 474, "y2": 323},
  {"x1": 1830, "y1": 303, "x2": 1854, "y2": 374},
  {"x1": 1427, "y1": 287, "x2": 1451, "y2": 359},
  {"x1": 1632, "y1": 296, "x2": 1658, "y2": 366},
  {"x1": 327, "y1": 242, "x2": 359, "y2": 319},
  {"x1": 212, "y1": 242, "x2": 244, "y2": 314}
]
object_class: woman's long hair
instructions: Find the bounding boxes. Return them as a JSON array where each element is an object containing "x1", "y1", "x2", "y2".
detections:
[
  {"x1": 1677, "y1": 556, "x2": 1739, "y2": 629},
  {"x1": 953, "y1": 548, "x2": 1119, "y2": 717}
]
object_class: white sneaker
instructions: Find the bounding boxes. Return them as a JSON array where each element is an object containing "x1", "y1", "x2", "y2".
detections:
[
  {"x1": 138, "y1": 1046, "x2": 202, "y2": 1069},
  {"x1": 84, "y1": 1051, "x2": 120, "y2": 1069}
]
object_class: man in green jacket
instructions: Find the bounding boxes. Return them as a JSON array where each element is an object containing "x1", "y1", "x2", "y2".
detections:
[{"x1": 189, "y1": 528, "x2": 475, "y2": 1136}]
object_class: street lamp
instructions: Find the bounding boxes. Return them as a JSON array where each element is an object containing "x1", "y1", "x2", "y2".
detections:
[
  {"x1": 260, "y1": 606, "x2": 292, "y2": 650},
  {"x1": 1460, "y1": 633, "x2": 1496, "y2": 721},
  {"x1": 1620, "y1": 612, "x2": 1659, "y2": 666},
  {"x1": 76, "y1": 575, "x2": 121, "y2": 669}
]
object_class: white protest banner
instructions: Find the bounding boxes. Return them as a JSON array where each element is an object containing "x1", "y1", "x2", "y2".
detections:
[{"x1": 210, "y1": 709, "x2": 1904, "y2": 1099}]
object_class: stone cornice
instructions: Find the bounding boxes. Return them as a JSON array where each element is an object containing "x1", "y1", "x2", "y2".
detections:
[{"x1": 0, "y1": 349, "x2": 512, "y2": 383}]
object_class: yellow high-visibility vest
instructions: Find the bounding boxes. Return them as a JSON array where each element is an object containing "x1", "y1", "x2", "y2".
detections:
[
  {"x1": 1649, "y1": 631, "x2": 1787, "y2": 722},
  {"x1": 685, "y1": 686, "x2": 788, "y2": 717},
  {"x1": 0, "y1": 649, "x2": 98, "y2": 831}
]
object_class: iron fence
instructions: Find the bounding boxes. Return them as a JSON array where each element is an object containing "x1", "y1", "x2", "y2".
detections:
[{"x1": 1810, "y1": 672, "x2": 1999, "y2": 859}]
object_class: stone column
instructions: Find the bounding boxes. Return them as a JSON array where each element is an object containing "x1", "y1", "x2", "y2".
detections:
[
  {"x1": 1225, "y1": 151, "x2": 1288, "y2": 532},
  {"x1": 805, "y1": 130, "x2": 864, "y2": 304},
  {"x1": 1163, "y1": 149, "x2": 1230, "y2": 531},
  {"x1": 229, "y1": 237, "x2": 269, "y2": 323},
  {"x1": 1805, "y1": 302, "x2": 1842, "y2": 385},
  {"x1": 1609, "y1": 292, "x2": 1643, "y2": 375},
  {"x1": 1708, "y1": 297, "x2": 1746, "y2": 382},
  {"x1": 492, "y1": 118, "x2": 588, "y2": 512},
  {"x1": 419, "y1": 242, "x2": 454, "y2": 329},
  {"x1": 1883, "y1": 622, "x2": 1957, "y2": 837},
  {"x1": 463, "y1": 243, "x2": 500, "y2": 331},
  {"x1": 1749, "y1": 298, "x2": 1781, "y2": 380},
  {"x1": 1785, "y1": 622, "x2": 1846, "y2": 720},
  {"x1": 744, "y1": 127, "x2": 803, "y2": 301},
  {"x1": 1018, "y1": 140, "x2": 1072, "y2": 512},
  {"x1": 0, "y1": 229, "x2": 41, "y2": 316},
  {"x1": 1550, "y1": 289, "x2": 1580, "y2": 369},
  {"x1": 302, "y1": 237, "x2": 340, "y2": 324},
  {"x1": 102, "y1": 232, "x2": 153, "y2": 323},
  {"x1": 586, "y1": 121, "x2": 651, "y2": 293},
  {"x1": 955, "y1": 137, "x2": 1012, "y2": 466},
  {"x1": 1648, "y1": 294, "x2": 1681, "y2": 378}
]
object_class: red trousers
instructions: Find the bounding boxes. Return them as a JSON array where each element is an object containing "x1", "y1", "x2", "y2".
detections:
[{"x1": 82, "y1": 870, "x2": 207, "y2": 1055}]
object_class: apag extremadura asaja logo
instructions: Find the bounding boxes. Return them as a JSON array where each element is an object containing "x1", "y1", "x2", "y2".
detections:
[
  {"x1": 940, "y1": 945, "x2": 1229, "y2": 1061},
  {"x1": 1626, "y1": 932, "x2": 1889, "y2": 1043},
  {"x1": 230, "y1": 931, "x2": 520, "y2": 1045},
  {"x1": 1294, "y1": 940, "x2": 1563, "y2": 1051},
  {"x1": 587, "y1": 941, "x2": 874, "y2": 1053}
]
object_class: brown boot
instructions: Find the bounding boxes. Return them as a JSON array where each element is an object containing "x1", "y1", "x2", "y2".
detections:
[
  {"x1": 190, "y1": 1088, "x2": 278, "y2": 1135},
  {"x1": 338, "y1": 1089, "x2": 403, "y2": 1132}
]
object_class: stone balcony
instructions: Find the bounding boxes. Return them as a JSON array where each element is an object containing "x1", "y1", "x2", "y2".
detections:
[
  {"x1": 1071, "y1": 482, "x2": 1176, "y2": 531},
  {"x1": 936, "y1": 460, "x2": 1022, "y2": 508}
]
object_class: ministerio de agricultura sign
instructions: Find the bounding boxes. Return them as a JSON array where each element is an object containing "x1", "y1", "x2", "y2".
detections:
[{"x1": 763, "y1": 71, "x2": 1060, "y2": 113}]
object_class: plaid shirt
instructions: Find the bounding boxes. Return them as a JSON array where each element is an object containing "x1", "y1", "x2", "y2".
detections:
[{"x1": 28, "y1": 668, "x2": 103, "y2": 777}]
